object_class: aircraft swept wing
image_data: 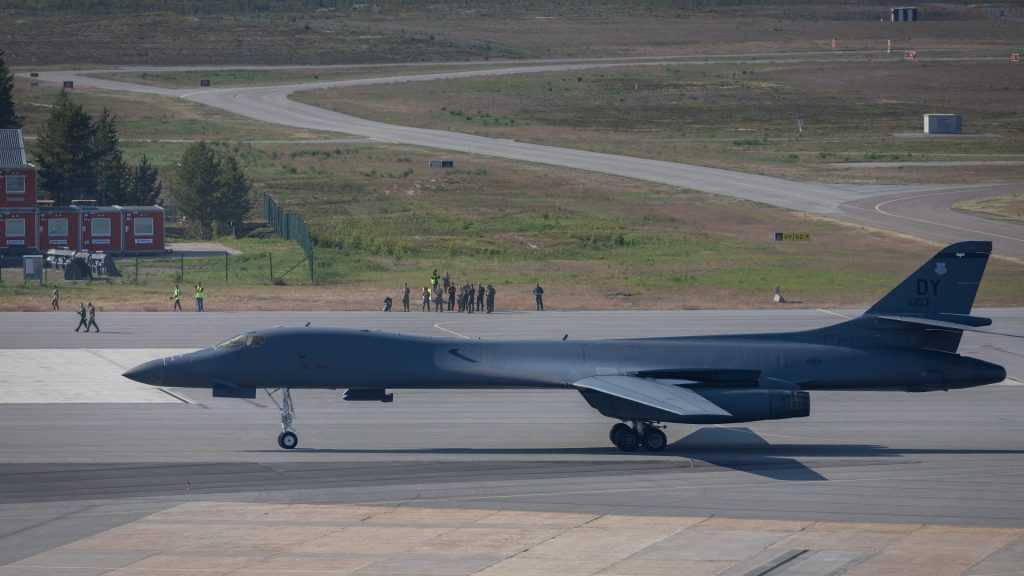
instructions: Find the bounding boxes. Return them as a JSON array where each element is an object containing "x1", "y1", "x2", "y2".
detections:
[{"x1": 573, "y1": 375, "x2": 731, "y2": 418}]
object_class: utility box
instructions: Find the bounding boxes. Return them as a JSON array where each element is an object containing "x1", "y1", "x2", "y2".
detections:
[
  {"x1": 924, "y1": 114, "x2": 962, "y2": 134},
  {"x1": 428, "y1": 160, "x2": 455, "y2": 168},
  {"x1": 23, "y1": 254, "x2": 44, "y2": 282}
]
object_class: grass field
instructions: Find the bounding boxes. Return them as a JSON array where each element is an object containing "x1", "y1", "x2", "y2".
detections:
[
  {"x1": 295, "y1": 57, "x2": 1024, "y2": 184},
  {"x1": 2, "y1": 2, "x2": 1022, "y2": 311}
]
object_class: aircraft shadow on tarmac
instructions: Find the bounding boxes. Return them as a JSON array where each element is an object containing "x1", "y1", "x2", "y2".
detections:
[{"x1": 247, "y1": 427, "x2": 1024, "y2": 483}]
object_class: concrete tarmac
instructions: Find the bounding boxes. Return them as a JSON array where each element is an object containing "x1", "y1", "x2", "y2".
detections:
[{"x1": 2, "y1": 310, "x2": 1024, "y2": 573}]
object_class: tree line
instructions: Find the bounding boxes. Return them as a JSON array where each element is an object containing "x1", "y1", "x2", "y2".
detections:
[{"x1": 1, "y1": 49, "x2": 252, "y2": 240}]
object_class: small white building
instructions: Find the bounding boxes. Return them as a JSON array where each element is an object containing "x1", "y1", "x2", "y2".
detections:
[{"x1": 924, "y1": 114, "x2": 962, "y2": 134}]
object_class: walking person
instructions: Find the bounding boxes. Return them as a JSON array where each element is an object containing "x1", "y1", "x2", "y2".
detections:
[
  {"x1": 533, "y1": 283, "x2": 545, "y2": 311},
  {"x1": 402, "y1": 283, "x2": 411, "y2": 312},
  {"x1": 486, "y1": 284, "x2": 496, "y2": 313},
  {"x1": 51, "y1": 286, "x2": 60, "y2": 311},
  {"x1": 194, "y1": 283, "x2": 205, "y2": 312},
  {"x1": 86, "y1": 302, "x2": 100, "y2": 333},
  {"x1": 74, "y1": 303, "x2": 88, "y2": 332},
  {"x1": 171, "y1": 284, "x2": 182, "y2": 311}
]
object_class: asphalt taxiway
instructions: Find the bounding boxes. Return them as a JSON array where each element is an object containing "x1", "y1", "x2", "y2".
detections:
[{"x1": 1, "y1": 310, "x2": 1023, "y2": 574}]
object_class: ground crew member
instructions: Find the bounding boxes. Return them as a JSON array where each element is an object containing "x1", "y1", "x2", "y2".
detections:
[
  {"x1": 476, "y1": 281, "x2": 485, "y2": 311},
  {"x1": 466, "y1": 284, "x2": 475, "y2": 314},
  {"x1": 74, "y1": 303, "x2": 88, "y2": 332},
  {"x1": 51, "y1": 286, "x2": 60, "y2": 311},
  {"x1": 486, "y1": 284, "x2": 496, "y2": 313},
  {"x1": 86, "y1": 302, "x2": 100, "y2": 333},
  {"x1": 447, "y1": 284, "x2": 456, "y2": 311},
  {"x1": 430, "y1": 269, "x2": 440, "y2": 290},
  {"x1": 171, "y1": 284, "x2": 182, "y2": 311},
  {"x1": 534, "y1": 283, "x2": 545, "y2": 311},
  {"x1": 195, "y1": 283, "x2": 204, "y2": 312},
  {"x1": 422, "y1": 287, "x2": 431, "y2": 311},
  {"x1": 442, "y1": 271, "x2": 451, "y2": 292},
  {"x1": 434, "y1": 287, "x2": 444, "y2": 312},
  {"x1": 402, "y1": 283, "x2": 411, "y2": 312}
]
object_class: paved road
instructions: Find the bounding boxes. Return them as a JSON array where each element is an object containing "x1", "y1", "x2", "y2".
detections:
[{"x1": 27, "y1": 55, "x2": 1024, "y2": 259}]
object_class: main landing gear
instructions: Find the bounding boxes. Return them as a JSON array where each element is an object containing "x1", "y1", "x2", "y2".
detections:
[
  {"x1": 266, "y1": 388, "x2": 298, "y2": 449},
  {"x1": 609, "y1": 421, "x2": 667, "y2": 452}
]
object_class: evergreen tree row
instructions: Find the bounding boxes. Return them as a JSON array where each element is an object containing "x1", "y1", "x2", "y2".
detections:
[{"x1": 34, "y1": 91, "x2": 162, "y2": 207}]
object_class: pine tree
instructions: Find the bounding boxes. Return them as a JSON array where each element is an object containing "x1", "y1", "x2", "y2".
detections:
[
  {"x1": 125, "y1": 155, "x2": 162, "y2": 206},
  {"x1": 92, "y1": 108, "x2": 127, "y2": 206},
  {"x1": 35, "y1": 91, "x2": 98, "y2": 205},
  {"x1": 172, "y1": 142, "x2": 223, "y2": 239},
  {"x1": 0, "y1": 49, "x2": 23, "y2": 130},
  {"x1": 214, "y1": 155, "x2": 252, "y2": 237}
]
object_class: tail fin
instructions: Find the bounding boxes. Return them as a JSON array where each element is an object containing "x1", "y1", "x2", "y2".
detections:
[{"x1": 866, "y1": 241, "x2": 991, "y2": 317}]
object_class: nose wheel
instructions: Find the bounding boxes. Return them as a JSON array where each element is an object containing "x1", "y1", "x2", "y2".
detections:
[
  {"x1": 266, "y1": 388, "x2": 298, "y2": 449},
  {"x1": 610, "y1": 421, "x2": 666, "y2": 452}
]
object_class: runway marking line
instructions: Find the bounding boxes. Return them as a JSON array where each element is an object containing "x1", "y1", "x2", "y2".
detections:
[{"x1": 434, "y1": 322, "x2": 471, "y2": 339}]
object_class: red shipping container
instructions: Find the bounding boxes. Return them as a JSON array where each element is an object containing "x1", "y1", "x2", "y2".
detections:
[
  {"x1": 38, "y1": 206, "x2": 81, "y2": 251},
  {"x1": 0, "y1": 167, "x2": 37, "y2": 208},
  {"x1": 119, "y1": 205, "x2": 165, "y2": 252},
  {"x1": 80, "y1": 207, "x2": 123, "y2": 253},
  {"x1": 0, "y1": 209, "x2": 39, "y2": 252}
]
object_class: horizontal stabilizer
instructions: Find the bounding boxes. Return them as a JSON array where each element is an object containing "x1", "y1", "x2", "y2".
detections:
[
  {"x1": 873, "y1": 314, "x2": 1024, "y2": 339},
  {"x1": 574, "y1": 375, "x2": 731, "y2": 417}
]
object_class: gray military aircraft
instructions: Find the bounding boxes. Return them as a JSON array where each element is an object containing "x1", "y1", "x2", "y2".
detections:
[{"x1": 125, "y1": 241, "x2": 1014, "y2": 451}]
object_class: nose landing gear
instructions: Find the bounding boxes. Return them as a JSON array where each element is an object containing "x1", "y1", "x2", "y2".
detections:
[
  {"x1": 267, "y1": 388, "x2": 298, "y2": 449},
  {"x1": 610, "y1": 421, "x2": 667, "y2": 452}
]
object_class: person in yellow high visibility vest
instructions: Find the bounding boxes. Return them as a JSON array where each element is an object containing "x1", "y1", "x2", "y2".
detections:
[
  {"x1": 171, "y1": 284, "x2": 182, "y2": 311},
  {"x1": 195, "y1": 283, "x2": 205, "y2": 312}
]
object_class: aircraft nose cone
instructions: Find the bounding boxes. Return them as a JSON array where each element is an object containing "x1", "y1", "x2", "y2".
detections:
[{"x1": 123, "y1": 358, "x2": 163, "y2": 386}]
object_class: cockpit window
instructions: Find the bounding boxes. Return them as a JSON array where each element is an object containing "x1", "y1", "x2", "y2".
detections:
[
  {"x1": 216, "y1": 334, "x2": 246, "y2": 349},
  {"x1": 245, "y1": 335, "x2": 265, "y2": 348}
]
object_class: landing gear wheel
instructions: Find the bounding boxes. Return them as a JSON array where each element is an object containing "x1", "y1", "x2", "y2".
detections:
[
  {"x1": 616, "y1": 428, "x2": 640, "y2": 452},
  {"x1": 278, "y1": 431, "x2": 298, "y2": 450},
  {"x1": 642, "y1": 428, "x2": 667, "y2": 452},
  {"x1": 609, "y1": 423, "x2": 631, "y2": 446}
]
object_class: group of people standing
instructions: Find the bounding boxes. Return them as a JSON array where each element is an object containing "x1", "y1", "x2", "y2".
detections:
[
  {"x1": 385, "y1": 270, "x2": 545, "y2": 313},
  {"x1": 399, "y1": 270, "x2": 497, "y2": 314}
]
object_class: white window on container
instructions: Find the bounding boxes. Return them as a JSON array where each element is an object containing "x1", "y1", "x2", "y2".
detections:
[
  {"x1": 91, "y1": 217, "x2": 111, "y2": 237},
  {"x1": 5, "y1": 175, "x2": 26, "y2": 195},
  {"x1": 6, "y1": 219, "x2": 26, "y2": 237},
  {"x1": 49, "y1": 218, "x2": 69, "y2": 237},
  {"x1": 134, "y1": 217, "x2": 154, "y2": 236}
]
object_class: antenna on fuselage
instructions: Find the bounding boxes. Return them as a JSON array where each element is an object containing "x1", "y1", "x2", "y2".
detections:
[{"x1": 305, "y1": 322, "x2": 311, "y2": 327}]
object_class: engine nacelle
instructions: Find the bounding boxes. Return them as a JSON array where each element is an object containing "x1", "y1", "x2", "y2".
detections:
[{"x1": 579, "y1": 387, "x2": 809, "y2": 424}]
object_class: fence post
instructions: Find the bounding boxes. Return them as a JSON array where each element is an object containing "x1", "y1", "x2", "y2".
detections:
[
  {"x1": 224, "y1": 252, "x2": 228, "y2": 284},
  {"x1": 269, "y1": 252, "x2": 273, "y2": 283},
  {"x1": 179, "y1": 254, "x2": 184, "y2": 282},
  {"x1": 135, "y1": 255, "x2": 139, "y2": 283}
]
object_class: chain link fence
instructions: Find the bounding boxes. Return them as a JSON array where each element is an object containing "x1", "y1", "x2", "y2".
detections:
[{"x1": 265, "y1": 192, "x2": 314, "y2": 283}]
